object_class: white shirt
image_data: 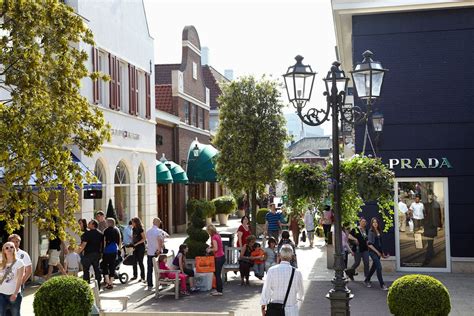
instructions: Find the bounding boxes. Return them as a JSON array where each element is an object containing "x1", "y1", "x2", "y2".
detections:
[
  {"x1": 16, "y1": 249, "x2": 31, "y2": 267},
  {"x1": 410, "y1": 202, "x2": 425, "y2": 219},
  {"x1": 303, "y1": 210, "x2": 315, "y2": 231},
  {"x1": 260, "y1": 261, "x2": 304, "y2": 316},
  {"x1": 398, "y1": 201, "x2": 408, "y2": 214},
  {"x1": 0, "y1": 259, "x2": 24, "y2": 295},
  {"x1": 65, "y1": 253, "x2": 81, "y2": 271},
  {"x1": 146, "y1": 225, "x2": 166, "y2": 256}
]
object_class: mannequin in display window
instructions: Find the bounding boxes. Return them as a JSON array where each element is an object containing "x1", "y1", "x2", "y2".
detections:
[{"x1": 422, "y1": 194, "x2": 442, "y2": 266}]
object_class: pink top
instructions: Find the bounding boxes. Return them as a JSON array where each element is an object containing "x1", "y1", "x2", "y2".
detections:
[
  {"x1": 159, "y1": 261, "x2": 173, "y2": 278},
  {"x1": 212, "y1": 234, "x2": 224, "y2": 258}
]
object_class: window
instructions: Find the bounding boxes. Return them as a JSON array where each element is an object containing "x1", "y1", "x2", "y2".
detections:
[
  {"x1": 192, "y1": 62, "x2": 197, "y2": 80},
  {"x1": 199, "y1": 108, "x2": 204, "y2": 129},
  {"x1": 98, "y1": 51, "x2": 109, "y2": 107},
  {"x1": 137, "y1": 71, "x2": 146, "y2": 118},
  {"x1": 183, "y1": 102, "x2": 190, "y2": 124},
  {"x1": 395, "y1": 178, "x2": 450, "y2": 272},
  {"x1": 114, "y1": 161, "x2": 130, "y2": 225},
  {"x1": 190, "y1": 104, "x2": 197, "y2": 126},
  {"x1": 137, "y1": 164, "x2": 146, "y2": 221},
  {"x1": 120, "y1": 62, "x2": 129, "y2": 114},
  {"x1": 93, "y1": 160, "x2": 107, "y2": 213}
]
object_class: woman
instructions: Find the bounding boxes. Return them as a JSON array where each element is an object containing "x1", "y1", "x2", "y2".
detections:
[
  {"x1": 239, "y1": 235, "x2": 256, "y2": 286},
  {"x1": 263, "y1": 237, "x2": 277, "y2": 271},
  {"x1": 321, "y1": 205, "x2": 334, "y2": 244},
  {"x1": 365, "y1": 217, "x2": 389, "y2": 291},
  {"x1": 131, "y1": 217, "x2": 146, "y2": 282},
  {"x1": 289, "y1": 212, "x2": 301, "y2": 247},
  {"x1": 0, "y1": 241, "x2": 25, "y2": 316},
  {"x1": 45, "y1": 235, "x2": 67, "y2": 280},
  {"x1": 303, "y1": 208, "x2": 316, "y2": 247},
  {"x1": 103, "y1": 218, "x2": 121, "y2": 289},
  {"x1": 172, "y1": 244, "x2": 197, "y2": 292},
  {"x1": 341, "y1": 223, "x2": 353, "y2": 269},
  {"x1": 277, "y1": 231, "x2": 297, "y2": 267},
  {"x1": 236, "y1": 216, "x2": 251, "y2": 248},
  {"x1": 78, "y1": 218, "x2": 88, "y2": 234},
  {"x1": 206, "y1": 224, "x2": 225, "y2": 296}
]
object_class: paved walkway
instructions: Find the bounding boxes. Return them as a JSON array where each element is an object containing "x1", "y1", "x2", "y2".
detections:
[{"x1": 21, "y1": 217, "x2": 474, "y2": 315}]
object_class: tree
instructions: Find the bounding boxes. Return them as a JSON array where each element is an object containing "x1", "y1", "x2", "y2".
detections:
[
  {"x1": 0, "y1": 1, "x2": 110, "y2": 241},
  {"x1": 214, "y1": 76, "x2": 287, "y2": 233}
]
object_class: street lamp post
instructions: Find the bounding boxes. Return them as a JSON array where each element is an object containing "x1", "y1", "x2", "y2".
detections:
[{"x1": 283, "y1": 51, "x2": 387, "y2": 315}]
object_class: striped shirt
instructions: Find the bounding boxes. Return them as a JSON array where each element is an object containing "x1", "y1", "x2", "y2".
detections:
[{"x1": 266, "y1": 211, "x2": 282, "y2": 231}]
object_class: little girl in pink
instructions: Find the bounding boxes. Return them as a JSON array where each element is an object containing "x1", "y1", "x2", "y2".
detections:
[{"x1": 158, "y1": 255, "x2": 190, "y2": 295}]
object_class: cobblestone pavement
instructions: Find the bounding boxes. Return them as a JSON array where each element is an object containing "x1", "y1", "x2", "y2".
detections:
[{"x1": 21, "y1": 217, "x2": 474, "y2": 315}]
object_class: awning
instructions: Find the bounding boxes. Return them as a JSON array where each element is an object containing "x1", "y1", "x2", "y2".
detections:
[
  {"x1": 166, "y1": 161, "x2": 189, "y2": 184},
  {"x1": 156, "y1": 160, "x2": 173, "y2": 184},
  {"x1": 0, "y1": 152, "x2": 102, "y2": 190},
  {"x1": 186, "y1": 140, "x2": 218, "y2": 183}
]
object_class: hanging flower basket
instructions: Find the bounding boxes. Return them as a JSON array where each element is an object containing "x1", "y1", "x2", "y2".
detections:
[{"x1": 281, "y1": 163, "x2": 328, "y2": 202}]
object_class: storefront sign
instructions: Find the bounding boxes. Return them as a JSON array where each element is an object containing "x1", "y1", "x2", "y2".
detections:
[
  {"x1": 389, "y1": 158, "x2": 452, "y2": 170},
  {"x1": 111, "y1": 128, "x2": 140, "y2": 140}
]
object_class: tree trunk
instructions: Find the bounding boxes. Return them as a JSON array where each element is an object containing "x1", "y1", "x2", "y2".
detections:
[{"x1": 250, "y1": 185, "x2": 258, "y2": 235}]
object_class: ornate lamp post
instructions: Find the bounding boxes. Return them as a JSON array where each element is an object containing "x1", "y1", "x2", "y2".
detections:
[{"x1": 283, "y1": 51, "x2": 387, "y2": 315}]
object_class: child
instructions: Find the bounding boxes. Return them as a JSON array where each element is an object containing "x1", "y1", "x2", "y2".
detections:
[
  {"x1": 264, "y1": 237, "x2": 278, "y2": 271},
  {"x1": 158, "y1": 254, "x2": 189, "y2": 296},
  {"x1": 172, "y1": 244, "x2": 198, "y2": 292},
  {"x1": 251, "y1": 242, "x2": 265, "y2": 279},
  {"x1": 64, "y1": 245, "x2": 81, "y2": 276}
]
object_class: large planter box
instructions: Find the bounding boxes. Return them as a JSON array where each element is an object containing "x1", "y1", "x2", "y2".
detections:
[{"x1": 218, "y1": 213, "x2": 229, "y2": 226}]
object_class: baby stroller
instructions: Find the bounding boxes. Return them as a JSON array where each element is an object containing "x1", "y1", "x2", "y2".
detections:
[{"x1": 101, "y1": 249, "x2": 129, "y2": 284}]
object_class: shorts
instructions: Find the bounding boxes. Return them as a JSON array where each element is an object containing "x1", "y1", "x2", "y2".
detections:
[{"x1": 48, "y1": 250, "x2": 61, "y2": 266}]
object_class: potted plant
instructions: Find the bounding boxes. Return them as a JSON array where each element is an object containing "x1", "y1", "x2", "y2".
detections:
[
  {"x1": 185, "y1": 200, "x2": 210, "y2": 259},
  {"x1": 256, "y1": 207, "x2": 269, "y2": 236},
  {"x1": 212, "y1": 195, "x2": 237, "y2": 226},
  {"x1": 235, "y1": 193, "x2": 246, "y2": 218},
  {"x1": 33, "y1": 276, "x2": 94, "y2": 316}
]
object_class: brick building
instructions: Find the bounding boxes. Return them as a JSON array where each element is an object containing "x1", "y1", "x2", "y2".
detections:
[{"x1": 155, "y1": 26, "x2": 222, "y2": 233}]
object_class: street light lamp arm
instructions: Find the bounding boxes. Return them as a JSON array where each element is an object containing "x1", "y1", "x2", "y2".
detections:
[{"x1": 295, "y1": 99, "x2": 331, "y2": 127}]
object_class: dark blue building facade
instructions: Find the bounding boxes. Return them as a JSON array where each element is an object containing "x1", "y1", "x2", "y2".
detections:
[{"x1": 352, "y1": 7, "x2": 474, "y2": 270}]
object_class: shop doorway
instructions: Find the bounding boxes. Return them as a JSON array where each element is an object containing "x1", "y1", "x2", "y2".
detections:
[
  {"x1": 157, "y1": 184, "x2": 169, "y2": 232},
  {"x1": 395, "y1": 178, "x2": 450, "y2": 272}
]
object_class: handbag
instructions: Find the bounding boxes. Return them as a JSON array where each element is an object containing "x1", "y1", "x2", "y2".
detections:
[
  {"x1": 123, "y1": 254, "x2": 136, "y2": 266},
  {"x1": 266, "y1": 267, "x2": 295, "y2": 316},
  {"x1": 0, "y1": 260, "x2": 16, "y2": 285},
  {"x1": 301, "y1": 231, "x2": 307, "y2": 243}
]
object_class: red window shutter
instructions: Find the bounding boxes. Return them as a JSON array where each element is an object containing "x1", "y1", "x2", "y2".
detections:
[
  {"x1": 108, "y1": 54, "x2": 115, "y2": 109},
  {"x1": 92, "y1": 47, "x2": 99, "y2": 104},
  {"x1": 129, "y1": 64, "x2": 134, "y2": 115},
  {"x1": 116, "y1": 59, "x2": 121, "y2": 110},
  {"x1": 145, "y1": 73, "x2": 151, "y2": 119}
]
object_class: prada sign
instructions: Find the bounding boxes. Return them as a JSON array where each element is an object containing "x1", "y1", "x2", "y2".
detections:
[{"x1": 388, "y1": 158, "x2": 452, "y2": 170}]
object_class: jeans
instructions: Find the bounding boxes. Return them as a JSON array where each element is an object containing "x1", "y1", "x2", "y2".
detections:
[
  {"x1": 253, "y1": 263, "x2": 265, "y2": 278},
  {"x1": 214, "y1": 255, "x2": 225, "y2": 293},
  {"x1": 323, "y1": 224, "x2": 332, "y2": 243},
  {"x1": 147, "y1": 255, "x2": 155, "y2": 287},
  {"x1": 82, "y1": 252, "x2": 101, "y2": 285},
  {"x1": 0, "y1": 292, "x2": 22, "y2": 316},
  {"x1": 366, "y1": 251, "x2": 385, "y2": 287},
  {"x1": 133, "y1": 245, "x2": 145, "y2": 279},
  {"x1": 350, "y1": 250, "x2": 370, "y2": 278},
  {"x1": 268, "y1": 230, "x2": 280, "y2": 243}
]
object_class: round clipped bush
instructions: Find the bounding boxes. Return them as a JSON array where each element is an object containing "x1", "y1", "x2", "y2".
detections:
[
  {"x1": 34, "y1": 276, "x2": 94, "y2": 316},
  {"x1": 185, "y1": 238, "x2": 209, "y2": 259},
  {"x1": 212, "y1": 195, "x2": 237, "y2": 214},
  {"x1": 387, "y1": 274, "x2": 451, "y2": 316},
  {"x1": 187, "y1": 226, "x2": 209, "y2": 242},
  {"x1": 256, "y1": 208, "x2": 269, "y2": 224}
]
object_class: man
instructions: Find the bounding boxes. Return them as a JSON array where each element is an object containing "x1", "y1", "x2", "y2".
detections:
[
  {"x1": 77, "y1": 219, "x2": 103, "y2": 287},
  {"x1": 123, "y1": 220, "x2": 134, "y2": 255},
  {"x1": 423, "y1": 194, "x2": 441, "y2": 266},
  {"x1": 345, "y1": 217, "x2": 370, "y2": 281},
  {"x1": 303, "y1": 207, "x2": 316, "y2": 247},
  {"x1": 95, "y1": 211, "x2": 107, "y2": 233},
  {"x1": 145, "y1": 217, "x2": 168, "y2": 290},
  {"x1": 260, "y1": 245, "x2": 304, "y2": 316},
  {"x1": 264, "y1": 203, "x2": 282, "y2": 243},
  {"x1": 409, "y1": 195, "x2": 424, "y2": 232},
  {"x1": 398, "y1": 198, "x2": 409, "y2": 232},
  {"x1": 8, "y1": 234, "x2": 32, "y2": 287}
]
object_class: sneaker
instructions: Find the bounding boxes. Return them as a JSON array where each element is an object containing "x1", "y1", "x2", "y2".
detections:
[
  {"x1": 130, "y1": 277, "x2": 137, "y2": 281},
  {"x1": 190, "y1": 287, "x2": 198, "y2": 292},
  {"x1": 180, "y1": 290, "x2": 190, "y2": 296},
  {"x1": 147, "y1": 286, "x2": 153, "y2": 291},
  {"x1": 365, "y1": 281, "x2": 372, "y2": 288},
  {"x1": 381, "y1": 285, "x2": 389, "y2": 291},
  {"x1": 211, "y1": 291, "x2": 223, "y2": 296}
]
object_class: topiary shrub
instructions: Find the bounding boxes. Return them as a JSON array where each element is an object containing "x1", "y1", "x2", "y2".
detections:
[
  {"x1": 186, "y1": 198, "x2": 214, "y2": 258},
  {"x1": 257, "y1": 208, "x2": 269, "y2": 224},
  {"x1": 387, "y1": 274, "x2": 451, "y2": 316},
  {"x1": 187, "y1": 226, "x2": 209, "y2": 243},
  {"x1": 187, "y1": 199, "x2": 216, "y2": 218},
  {"x1": 34, "y1": 276, "x2": 94, "y2": 316},
  {"x1": 212, "y1": 195, "x2": 237, "y2": 214}
]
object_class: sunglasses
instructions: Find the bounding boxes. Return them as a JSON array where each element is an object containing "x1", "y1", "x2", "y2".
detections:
[{"x1": 4, "y1": 246, "x2": 14, "y2": 250}]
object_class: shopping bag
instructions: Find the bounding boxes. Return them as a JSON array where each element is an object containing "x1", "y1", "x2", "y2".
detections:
[
  {"x1": 301, "y1": 230, "x2": 307, "y2": 243},
  {"x1": 414, "y1": 233, "x2": 423, "y2": 249},
  {"x1": 195, "y1": 256, "x2": 215, "y2": 273},
  {"x1": 408, "y1": 220, "x2": 414, "y2": 232}
]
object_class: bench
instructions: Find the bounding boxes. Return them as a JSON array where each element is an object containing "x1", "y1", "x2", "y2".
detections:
[
  {"x1": 91, "y1": 280, "x2": 129, "y2": 313},
  {"x1": 222, "y1": 246, "x2": 241, "y2": 282},
  {"x1": 153, "y1": 251, "x2": 180, "y2": 299}
]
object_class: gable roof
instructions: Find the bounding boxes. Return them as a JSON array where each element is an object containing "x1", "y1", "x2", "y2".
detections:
[
  {"x1": 155, "y1": 84, "x2": 173, "y2": 114},
  {"x1": 155, "y1": 64, "x2": 180, "y2": 85},
  {"x1": 288, "y1": 136, "x2": 332, "y2": 158},
  {"x1": 202, "y1": 65, "x2": 230, "y2": 110},
  {"x1": 295, "y1": 150, "x2": 320, "y2": 158}
]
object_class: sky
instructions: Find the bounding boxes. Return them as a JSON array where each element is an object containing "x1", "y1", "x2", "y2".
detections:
[{"x1": 143, "y1": 0, "x2": 337, "y2": 135}]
